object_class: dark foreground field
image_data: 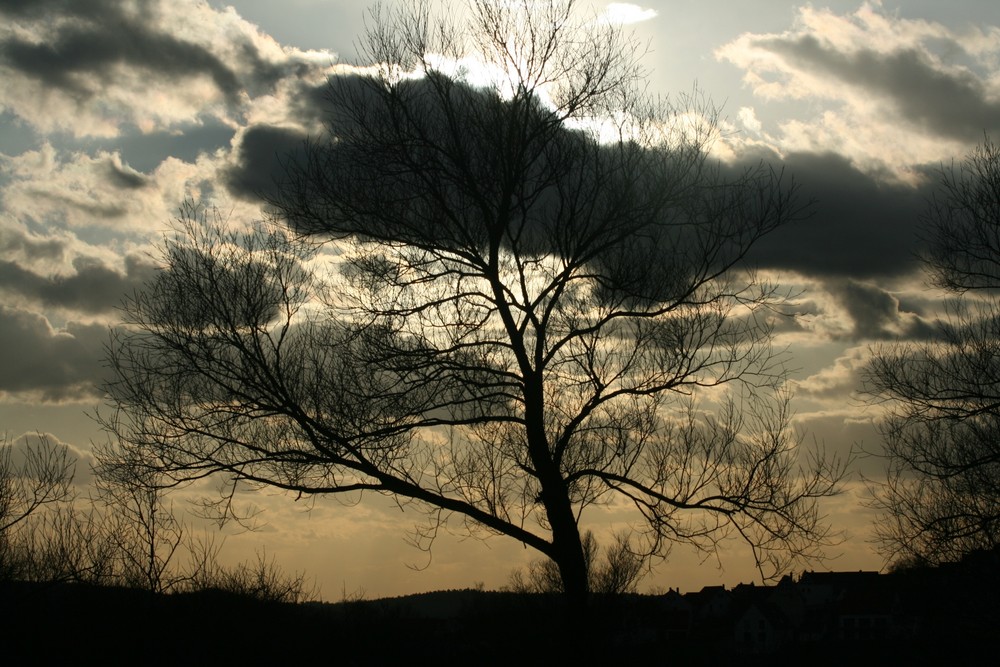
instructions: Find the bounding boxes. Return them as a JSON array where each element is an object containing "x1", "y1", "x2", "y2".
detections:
[{"x1": 3, "y1": 580, "x2": 996, "y2": 666}]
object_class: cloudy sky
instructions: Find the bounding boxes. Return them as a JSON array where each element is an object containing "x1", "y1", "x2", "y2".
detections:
[{"x1": 1, "y1": 0, "x2": 998, "y2": 598}]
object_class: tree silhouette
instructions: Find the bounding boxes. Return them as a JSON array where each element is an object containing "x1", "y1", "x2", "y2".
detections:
[
  {"x1": 0, "y1": 434, "x2": 75, "y2": 578},
  {"x1": 100, "y1": 0, "x2": 843, "y2": 598},
  {"x1": 867, "y1": 138, "x2": 1000, "y2": 564}
]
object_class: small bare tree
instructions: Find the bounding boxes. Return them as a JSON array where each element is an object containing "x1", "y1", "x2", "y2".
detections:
[
  {"x1": 185, "y1": 546, "x2": 316, "y2": 604},
  {"x1": 101, "y1": 0, "x2": 844, "y2": 599},
  {"x1": 92, "y1": 452, "x2": 190, "y2": 594},
  {"x1": 0, "y1": 434, "x2": 75, "y2": 578},
  {"x1": 11, "y1": 503, "x2": 117, "y2": 584},
  {"x1": 0, "y1": 435, "x2": 75, "y2": 535}
]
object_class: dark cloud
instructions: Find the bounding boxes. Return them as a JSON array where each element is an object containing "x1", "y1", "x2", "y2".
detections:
[
  {"x1": 0, "y1": 0, "x2": 111, "y2": 19},
  {"x1": 224, "y1": 124, "x2": 309, "y2": 201},
  {"x1": 0, "y1": 253, "x2": 157, "y2": 314},
  {"x1": 759, "y1": 34, "x2": 1000, "y2": 141},
  {"x1": 289, "y1": 80, "x2": 336, "y2": 128},
  {"x1": 237, "y1": 73, "x2": 935, "y2": 315},
  {"x1": 262, "y1": 75, "x2": 936, "y2": 289},
  {"x1": 831, "y1": 280, "x2": 900, "y2": 339},
  {"x1": 746, "y1": 151, "x2": 931, "y2": 279},
  {"x1": 894, "y1": 292, "x2": 939, "y2": 320},
  {"x1": 221, "y1": 78, "x2": 342, "y2": 202},
  {"x1": 220, "y1": 77, "x2": 333, "y2": 203},
  {"x1": 143, "y1": 244, "x2": 294, "y2": 330},
  {"x1": 827, "y1": 279, "x2": 936, "y2": 341},
  {"x1": 0, "y1": 305, "x2": 106, "y2": 401}
]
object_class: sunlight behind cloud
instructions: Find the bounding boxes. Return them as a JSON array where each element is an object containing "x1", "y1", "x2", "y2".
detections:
[{"x1": 423, "y1": 53, "x2": 518, "y2": 97}]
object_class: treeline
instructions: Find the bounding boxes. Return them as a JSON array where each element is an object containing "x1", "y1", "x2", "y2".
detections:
[{"x1": 0, "y1": 433, "x2": 313, "y2": 602}]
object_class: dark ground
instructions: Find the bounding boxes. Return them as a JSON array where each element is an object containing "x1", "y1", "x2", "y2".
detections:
[{"x1": 2, "y1": 580, "x2": 996, "y2": 665}]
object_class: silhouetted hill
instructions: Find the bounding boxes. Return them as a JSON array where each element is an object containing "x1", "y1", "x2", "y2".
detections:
[
  {"x1": 4, "y1": 553, "x2": 999, "y2": 666},
  {"x1": 2, "y1": 583, "x2": 640, "y2": 665}
]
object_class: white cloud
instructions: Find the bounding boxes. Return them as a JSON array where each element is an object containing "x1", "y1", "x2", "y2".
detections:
[
  {"x1": 598, "y1": 3, "x2": 657, "y2": 26},
  {"x1": 793, "y1": 345, "x2": 871, "y2": 400},
  {"x1": 736, "y1": 106, "x2": 762, "y2": 134},
  {"x1": 715, "y1": 2, "x2": 1000, "y2": 180},
  {"x1": 1, "y1": 144, "x2": 216, "y2": 232}
]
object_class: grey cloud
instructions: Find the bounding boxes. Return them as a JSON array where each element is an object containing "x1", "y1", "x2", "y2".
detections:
[
  {"x1": 4, "y1": 431, "x2": 95, "y2": 486},
  {"x1": 0, "y1": 253, "x2": 157, "y2": 314},
  {"x1": 53, "y1": 119, "x2": 236, "y2": 172},
  {"x1": 0, "y1": 227, "x2": 66, "y2": 262},
  {"x1": 0, "y1": 305, "x2": 106, "y2": 401},
  {"x1": 1, "y1": 22, "x2": 243, "y2": 104},
  {"x1": 105, "y1": 159, "x2": 148, "y2": 190},
  {"x1": 791, "y1": 413, "x2": 883, "y2": 476},
  {"x1": 827, "y1": 279, "x2": 937, "y2": 341},
  {"x1": 767, "y1": 308, "x2": 809, "y2": 337},
  {"x1": 24, "y1": 186, "x2": 130, "y2": 220},
  {"x1": 0, "y1": 0, "x2": 295, "y2": 112},
  {"x1": 0, "y1": 111, "x2": 40, "y2": 156},
  {"x1": 759, "y1": 34, "x2": 1000, "y2": 141},
  {"x1": 745, "y1": 151, "x2": 930, "y2": 279}
]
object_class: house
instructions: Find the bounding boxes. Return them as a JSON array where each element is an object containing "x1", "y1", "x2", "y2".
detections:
[
  {"x1": 658, "y1": 588, "x2": 693, "y2": 641},
  {"x1": 835, "y1": 581, "x2": 896, "y2": 641},
  {"x1": 734, "y1": 601, "x2": 791, "y2": 653},
  {"x1": 797, "y1": 570, "x2": 881, "y2": 608},
  {"x1": 685, "y1": 584, "x2": 732, "y2": 619}
]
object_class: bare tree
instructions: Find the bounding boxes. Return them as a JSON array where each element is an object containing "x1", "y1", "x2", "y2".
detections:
[
  {"x1": 184, "y1": 545, "x2": 317, "y2": 604},
  {"x1": 92, "y1": 452, "x2": 191, "y2": 594},
  {"x1": 0, "y1": 434, "x2": 75, "y2": 578},
  {"x1": 10, "y1": 502, "x2": 118, "y2": 584},
  {"x1": 865, "y1": 138, "x2": 1000, "y2": 564},
  {"x1": 591, "y1": 532, "x2": 645, "y2": 595},
  {"x1": 100, "y1": 0, "x2": 843, "y2": 599},
  {"x1": 0, "y1": 435, "x2": 75, "y2": 535}
]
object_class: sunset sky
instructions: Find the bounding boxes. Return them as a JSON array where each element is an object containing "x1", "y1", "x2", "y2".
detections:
[{"x1": 1, "y1": 0, "x2": 999, "y2": 599}]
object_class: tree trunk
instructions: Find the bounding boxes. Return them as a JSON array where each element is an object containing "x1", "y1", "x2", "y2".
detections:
[
  {"x1": 550, "y1": 514, "x2": 589, "y2": 601},
  {"x1": 522, "y1": 372, "x2": 590, "y2": 602}
]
